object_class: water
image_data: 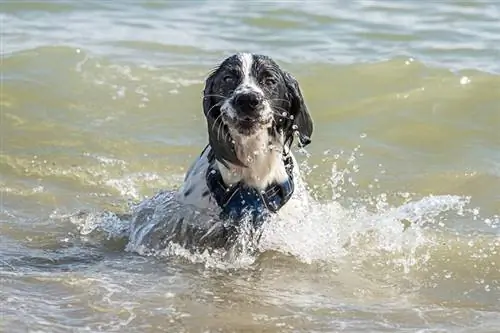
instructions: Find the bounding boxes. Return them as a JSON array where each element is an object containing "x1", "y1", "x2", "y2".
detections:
[{"x1": 1, "y1": 1, "x2": 500, "y2": 332}]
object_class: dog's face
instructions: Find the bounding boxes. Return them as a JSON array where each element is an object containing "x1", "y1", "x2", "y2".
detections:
[
  {"x1": 209, "y1": 53, "x2": 287, "y2": 136},
  {"x1": 203, "y1": 53, "x2": 313, "y2": 166}
]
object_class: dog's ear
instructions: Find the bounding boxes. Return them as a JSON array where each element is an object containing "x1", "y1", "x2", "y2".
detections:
[
  {"x1": 202, "y1": 70, "x2": 245, "y2": 167},
  {"x1": 203, "y1": 71, "x2": 216, "y2": 118},
  {"x1": 283, "y1": 71, "x2": 313, "y2": 148}
]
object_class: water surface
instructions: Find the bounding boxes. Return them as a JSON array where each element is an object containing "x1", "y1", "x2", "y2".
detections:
[{"x1": 1, "y1": 1, "x2": 500, "y2": 332}]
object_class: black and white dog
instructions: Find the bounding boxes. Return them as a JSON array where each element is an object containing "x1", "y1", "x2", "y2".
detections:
[{"x1": 129, "y1": 53, "x2": 313, "y2": 251}]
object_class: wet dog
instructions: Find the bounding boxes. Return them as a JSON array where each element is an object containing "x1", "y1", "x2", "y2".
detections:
[{"x1": 129, "y1": 53, "x2": 313, "y2": 251}]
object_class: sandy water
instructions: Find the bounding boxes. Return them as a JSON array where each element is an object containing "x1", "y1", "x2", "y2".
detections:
[{"x1": 1, "y1": 1, "x2": 500, "y2": 332}]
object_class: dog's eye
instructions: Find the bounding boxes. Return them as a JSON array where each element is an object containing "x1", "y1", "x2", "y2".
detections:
[
  {"x1": 223, "y1": 74, "x2": 236, "y2": 84},
  {"x1": 264, "y1": 77, "x2": 277, "y2": 86}
]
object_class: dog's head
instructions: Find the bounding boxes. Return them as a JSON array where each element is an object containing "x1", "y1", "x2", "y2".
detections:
[{"x1": 203, "y1": 53, "x2": 313, "y2": 166}]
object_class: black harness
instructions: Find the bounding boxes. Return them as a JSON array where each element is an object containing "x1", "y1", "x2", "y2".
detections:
[{"x1": 205, "y1": 148, "x2": 295, "y2": 229}]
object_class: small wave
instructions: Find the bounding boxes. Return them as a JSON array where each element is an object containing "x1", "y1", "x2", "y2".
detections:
[
  {"x1": 0, "y1": 151, "x2": 177, "y2": 203},
  {"x1": 3, "y1": 46, "x2": 205, "y2": 103}
]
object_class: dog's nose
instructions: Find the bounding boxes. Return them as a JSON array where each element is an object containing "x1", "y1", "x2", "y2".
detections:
[{"x1": 234, "y1": 92, "x2": 263, "y2": 110}]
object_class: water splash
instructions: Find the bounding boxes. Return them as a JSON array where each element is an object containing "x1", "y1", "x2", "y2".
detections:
[
  {"x1": 70, "y1": 144, "x2": 496, "y2": 274},
  {"x1": 69, "y1": 211, "x2": 131, "y2": 239}
]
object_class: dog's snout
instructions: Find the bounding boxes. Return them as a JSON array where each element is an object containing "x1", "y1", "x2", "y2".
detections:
[{"x1": 234, "y1": 92, "x2": 263, "y2": 110}]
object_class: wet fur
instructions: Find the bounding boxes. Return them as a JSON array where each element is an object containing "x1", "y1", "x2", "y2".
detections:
[
  {"x1": 201, "y1": 53, "x2": 312, "y2": 188},
  {"x1": 131, "y1": 53, "x2": 313, "y2": 250}
]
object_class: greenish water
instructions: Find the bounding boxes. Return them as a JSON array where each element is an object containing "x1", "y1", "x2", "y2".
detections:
[{"x1": 1, "y1": 1, "x2": 499, "y2": 332}]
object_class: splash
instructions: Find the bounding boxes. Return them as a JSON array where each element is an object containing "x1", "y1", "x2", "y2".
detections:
[
  {"x1": 70, "y1": 144, "x2": 496, "y2": 272},
  {"x1": 69, "y1": 211, "x2": 131, "y2": 239}
]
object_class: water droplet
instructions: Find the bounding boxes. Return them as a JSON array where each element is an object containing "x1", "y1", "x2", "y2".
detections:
[
  {"x1": 460, "y1": 76, "x2": 470, "y2": 85},
  {"x1": 282, "y1": 111, "x2": 288, "y2": 116},
  {"x1": 360, "y1": 133, "x2": 367, "y2": 139},
  {"x1": 292, "y1": 124, "x2": 298, "y2": 130}
]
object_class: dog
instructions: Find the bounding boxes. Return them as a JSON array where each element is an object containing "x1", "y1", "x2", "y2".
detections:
[{"x1": 129, "y1": 53, "x2": 313, "y2": 252}]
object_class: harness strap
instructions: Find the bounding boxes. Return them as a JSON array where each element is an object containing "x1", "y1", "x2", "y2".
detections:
[{"x1": 205, "y1": 147, "x2": 295, "y2": 227}]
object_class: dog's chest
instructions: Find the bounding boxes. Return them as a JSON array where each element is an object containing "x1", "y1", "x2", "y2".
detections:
[{"x1": 177, "y1": 146, "x2": 299, "y2": 212}]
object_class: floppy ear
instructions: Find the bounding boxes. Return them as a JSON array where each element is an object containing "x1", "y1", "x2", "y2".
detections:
[
  {"x1": 283, "y1": 71, "x2": 313, "y2": 148},
  {"x1": 202, "y1": 71, "x2": 245, "y2": 167},
  {"x1": 203, "y1": 71, "x2": 216, "y2": 118}
]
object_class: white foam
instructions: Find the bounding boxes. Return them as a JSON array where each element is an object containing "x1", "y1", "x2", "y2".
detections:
[{"x1": 70, "y1": 211, "x2": 130, "y2": 239}]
